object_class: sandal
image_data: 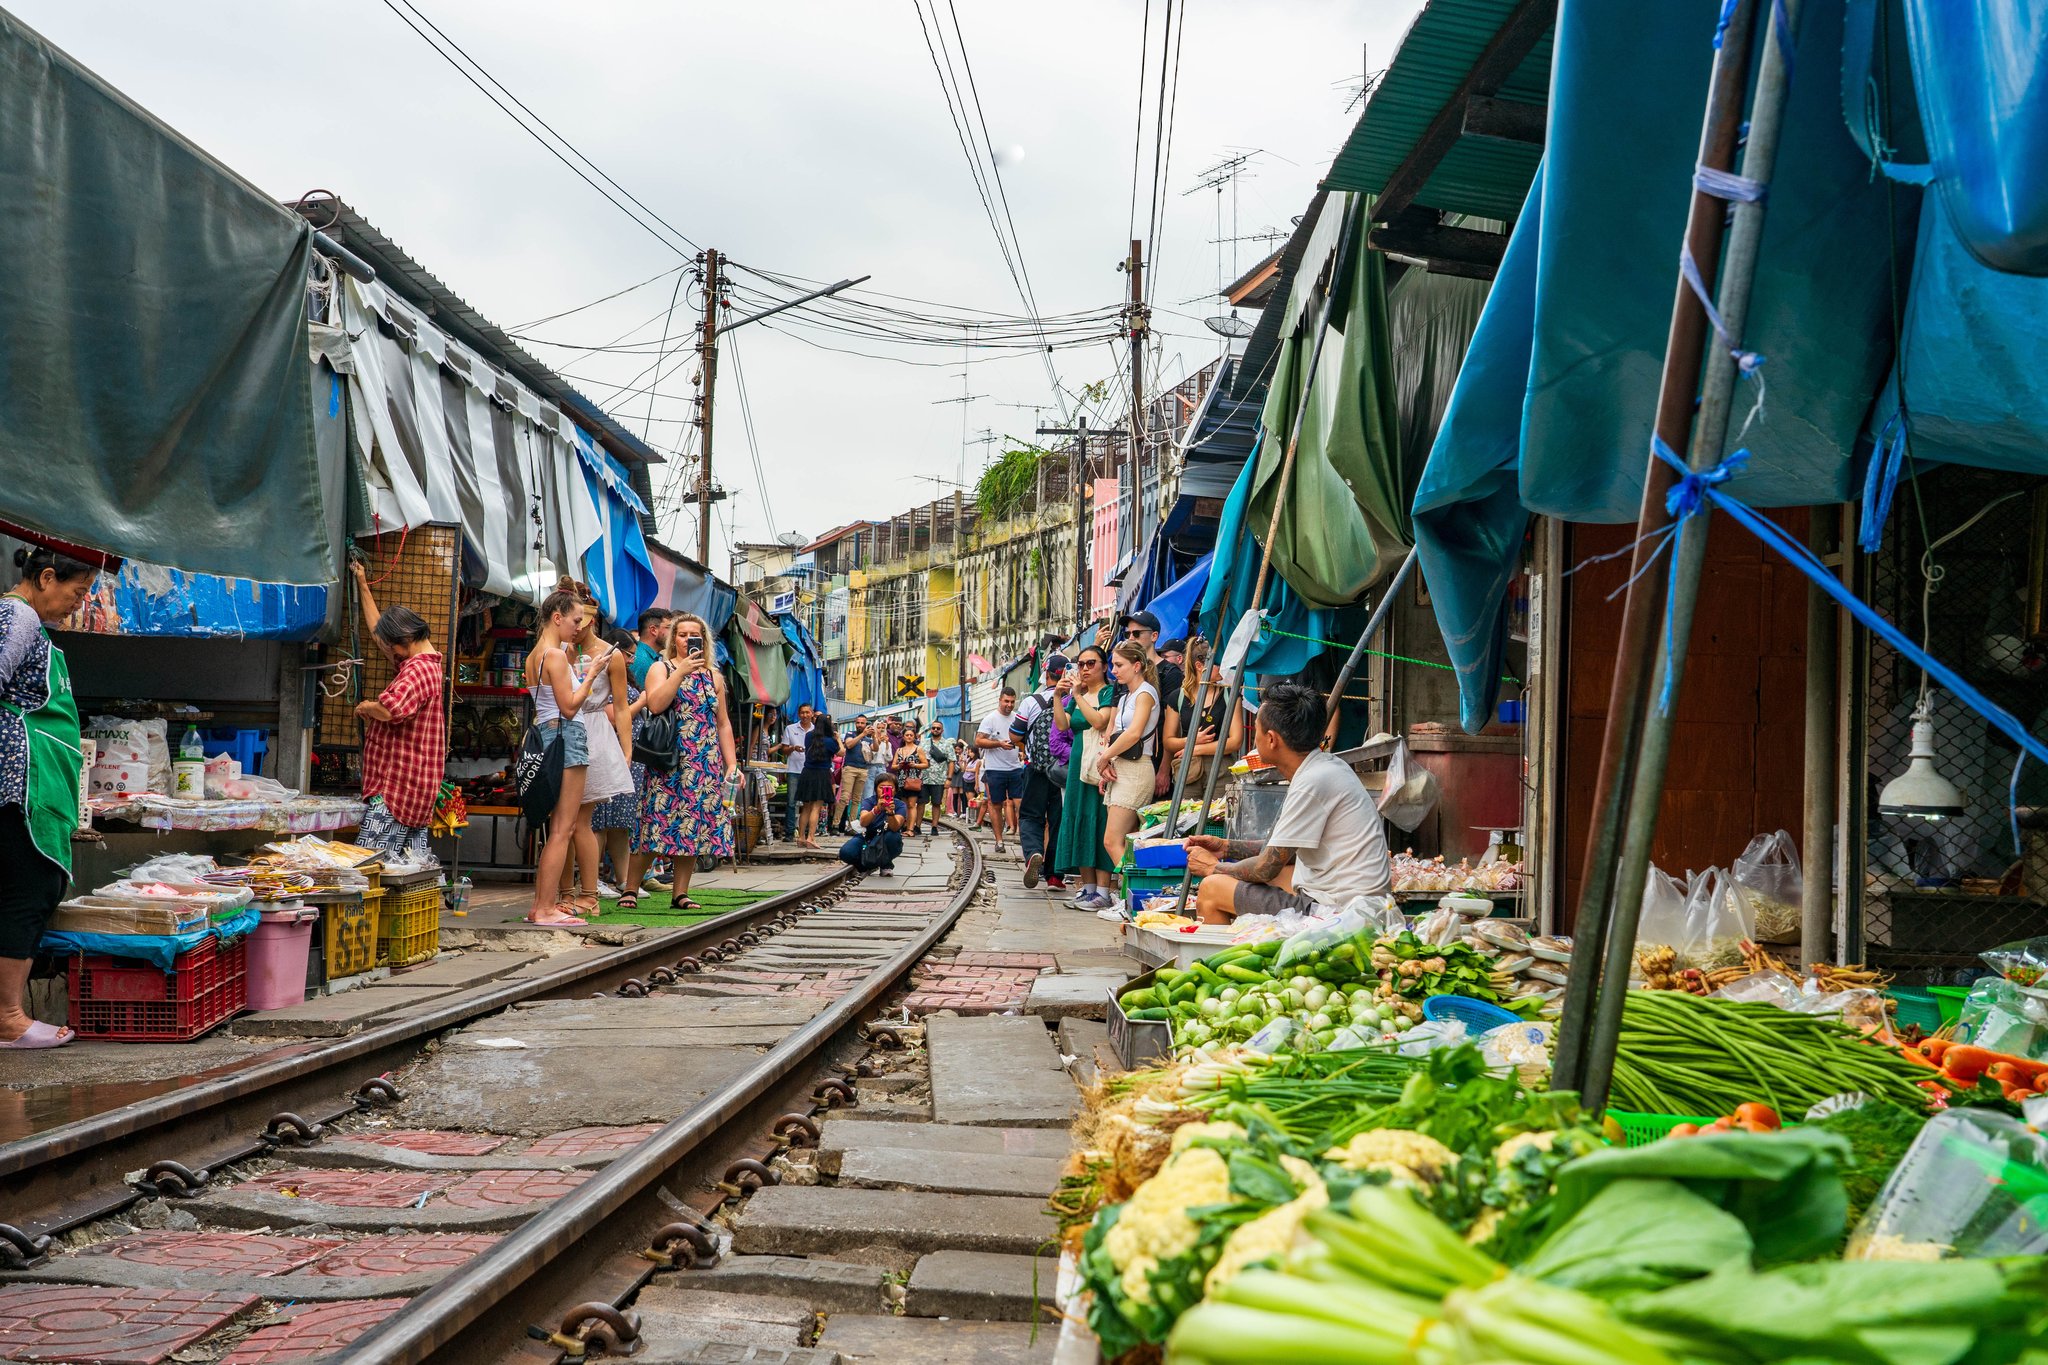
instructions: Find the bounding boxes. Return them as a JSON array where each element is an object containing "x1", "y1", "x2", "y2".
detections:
[
  {"x1": 616, "y1": 893, "x2": 639, "y2": 911},
  {"x1": 525, "y1": 912, "x2": 589, "y2": 927},
  {"x1": 0, "y1": 1020, "x2": 73, "y2": 1049},
  {"x1": 676, "y1": 896, "x2": 703, "y2": 911}
]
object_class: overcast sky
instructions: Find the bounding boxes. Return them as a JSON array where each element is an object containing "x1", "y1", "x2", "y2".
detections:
[{"x1": 16, "y1": 0, "x2": 1420, "y2": 569}]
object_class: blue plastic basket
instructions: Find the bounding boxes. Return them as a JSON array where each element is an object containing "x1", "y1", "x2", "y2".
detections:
[{"x1": 1421, "y1": 994, "x2": 1522, "y2": 1033}]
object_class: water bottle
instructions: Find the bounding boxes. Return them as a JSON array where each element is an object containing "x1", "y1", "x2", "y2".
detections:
[{"x1": 180, "y1": 726, "x2": 205, "y2": 760}]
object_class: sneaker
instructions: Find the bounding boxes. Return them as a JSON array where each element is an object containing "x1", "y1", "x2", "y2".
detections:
[
  {"x1": 877, "y1": 865, "x2": 894, "y2": 876},
  {"x1": 1096, "y1": 907, "x2": 1126, "y2": 922},
  {"x1": 1045, "y1": 875, "x2": 1067, "y2": 891},
  {"x1": 642, "y1": 871, "x2": 672, "y2": 892},
  {"x1": 1023, "y1": 853, "x2": 1043, "y2": 889}
]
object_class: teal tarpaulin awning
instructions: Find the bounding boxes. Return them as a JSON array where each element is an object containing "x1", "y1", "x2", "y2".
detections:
[
  {"x1": 0, "y1": 11, "x2": 330, "y2": 584},
  {"x1": 1409, "y1": 0, "x2": 1914, "y2": 731},
  {"x1": 1199, "y1": 454, "x2": 1331, "y2": 679}
]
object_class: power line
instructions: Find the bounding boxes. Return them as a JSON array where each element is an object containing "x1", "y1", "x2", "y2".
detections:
[
  {"x1": 510, "y1": 263, "x2": 688, "y2": 332},
  {"x1": 724, "y1": 332, "x2": 779, "y2": 541},
  {"x1": 1128, "y1": 0, "x2": 1152, "y2": 244},
  {"x1": 382, "y1": 0, "x2": 700, "y2": 257}
]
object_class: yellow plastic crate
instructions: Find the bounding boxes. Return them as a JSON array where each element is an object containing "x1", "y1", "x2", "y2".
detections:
[
  {"x1": 323, "y1": 893, "x2": 378, "y2": 980},
  {"x1": 376, "y1": 883, "x2": 441, "y2": 967}
]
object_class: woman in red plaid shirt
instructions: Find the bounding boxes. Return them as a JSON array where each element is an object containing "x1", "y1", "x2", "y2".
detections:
[{"x1": 351, "y1": 563, "x2": 447, "y2": 864}]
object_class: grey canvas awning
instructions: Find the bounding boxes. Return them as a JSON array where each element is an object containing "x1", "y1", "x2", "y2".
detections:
[{"x1": 0, "y1": 10, "x2": 332, "y2": 583}]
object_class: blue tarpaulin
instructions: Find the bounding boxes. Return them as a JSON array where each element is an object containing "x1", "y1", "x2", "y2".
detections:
[
  {"x1": 1143, "y1": 553, "x2": 1213, "y2": 642},
  {"x1": 572, "y1": 430, "x2": 658, "y2": 628},
  {"x1": 1409, "y1": 0, "x2": 1914, "y2": 730},
  {"x1": 41, "y1": 906, "x2": 259, "y2": 972},
  {"x1": 780, "y1": 615, "x2": 829, "y2": 716},
  {"x1": 64, "y1": 560, "x2": 327, "y2": 640}
]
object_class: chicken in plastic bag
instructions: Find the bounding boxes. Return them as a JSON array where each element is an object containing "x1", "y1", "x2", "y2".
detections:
[
  {"x1": 1848, "y1": 1106, "x2": 2048, "y2": 1261},
  {"x1": 1956, "y1": 977, "x2": 2048, "y2": 1058},
  {"x1": 1730, "y1": 829, "x2": 1803, "y2": 944}
]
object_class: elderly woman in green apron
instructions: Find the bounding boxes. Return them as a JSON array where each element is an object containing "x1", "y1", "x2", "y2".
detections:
[{"x1": 0, "y1": 547, "x2": 106, "y2": 1048}]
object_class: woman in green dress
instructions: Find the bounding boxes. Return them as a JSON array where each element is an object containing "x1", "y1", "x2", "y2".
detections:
[
  {"x1": 1054, "y1": 644, "x2": 1118, "y2": 911},
  {"x1": 0, "y1": 546, "x2": 108, "y2": 1048}
]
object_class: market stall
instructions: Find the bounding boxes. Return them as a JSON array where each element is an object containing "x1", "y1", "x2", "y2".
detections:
[{"x1": 1071, "y1": 884, "x2": 2048, "y2": 1364}]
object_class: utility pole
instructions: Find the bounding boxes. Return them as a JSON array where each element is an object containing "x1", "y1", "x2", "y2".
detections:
[
  {"x1": 1038, "y1": 418, "x2": 1092, "y2": 631},
  {"x1": 954, "y1": 489, "x2": 969, "y2": 735},
  {"x1": 694, "y1": 248, "x2": 722, "y2": 564},
  {"x1": 1127, "y1": 240, "x2": 1148, "y2": 476}
]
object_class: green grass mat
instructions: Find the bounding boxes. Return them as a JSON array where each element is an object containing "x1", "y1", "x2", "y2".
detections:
[{"x1": 591, "y1": 886, "x2": 773, "y2": 928}]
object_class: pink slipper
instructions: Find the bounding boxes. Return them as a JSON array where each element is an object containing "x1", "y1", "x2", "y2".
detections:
[
  {"x1": 1, "y1": 1021, "x2": 73, "y2": 1049},
  {"x1": 524, "y1": 913, "x2": 588, "y2": 927}
]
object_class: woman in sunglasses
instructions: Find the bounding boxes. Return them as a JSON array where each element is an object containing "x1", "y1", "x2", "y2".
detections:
[{"x1": 1053, "y1": 645, "x2": 1118, "y2": 910}]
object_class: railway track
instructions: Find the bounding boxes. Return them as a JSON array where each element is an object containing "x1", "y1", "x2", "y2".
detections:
[{"x1": 0, "y1": 829, "x2": 1005, "y2": 1364}]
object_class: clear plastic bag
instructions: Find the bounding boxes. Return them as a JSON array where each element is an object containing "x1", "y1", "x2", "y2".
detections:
[
  {"x1": 1679, "y1": 868, "x2": 1752, "y2": 971},
  {"x1": 1730, "y1": 829, "x2": 1803, "y2": 944},
  {"x1": 1245, "y1": 1015, "x2": 1300, "y2": 1054},
  {"x1": 126, "y1": 853, "x2": 221, "y2": 883},
  {"x1": 1848, "y1": 1108, "x2": 2048, "y2": 1261},
  {"x1": 1275, "y1": 907, "x2": 1368, "y2": 970},
  {"x1": 1480, "y1": 1021, "x2": 1553, "y2": 1086},
  {"x1": 1632, "y1": 866, "x2": 1689, "y2": 977},
  {"x1": 1981, "y1": 936, "x2": 2048, "y2": 987},
  {"x1": 1376, "y1": 739, "x2": 1441, "y2": 834},
  {"x1": 1337, "y1": 894, "x2": 1407, "y2": 937},
  {"x1": 1955, "y1": 978, "x2": 2048, "y2": 1058}
]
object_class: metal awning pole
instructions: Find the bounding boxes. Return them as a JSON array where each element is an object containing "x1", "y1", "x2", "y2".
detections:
[
  {"x1": 1161, "y1": 577, "x2": 1233, "y2": 855},
  {"x1": 1324, "y1": 545, "x2": 1420, "y2": 731},
  {"x1": 1550, "y1": 0, "x2": 1763, "y2": 1094},
  {"x1": 1578, "y1": 0, "x2": 1807, "y2": 1111}
]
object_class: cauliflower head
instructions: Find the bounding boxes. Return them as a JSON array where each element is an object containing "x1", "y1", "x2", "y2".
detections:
[
  {"x1": 1323, "y1": 1128, "x2": 1459, "y2": 1187},
  {"x1": 1104, "y1": 1145, "x2": 1233, "y2": 1304},
  {"x1": 1169, "y1": 1120, "x2": 1246, "y2": 1153},
  {"x1": 1204, "y1": 1155, "x2": 1327, "y2": 1292}
]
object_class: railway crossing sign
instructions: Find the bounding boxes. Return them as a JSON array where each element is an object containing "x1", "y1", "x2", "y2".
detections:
[{"x1": 897, "y1": 674, "x2": 925, "y2": 699}]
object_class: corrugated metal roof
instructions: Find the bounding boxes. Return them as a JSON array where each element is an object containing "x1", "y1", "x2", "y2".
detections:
[{"x1": 1322, "y1": 0, "x2": 1550, "y2": 221}]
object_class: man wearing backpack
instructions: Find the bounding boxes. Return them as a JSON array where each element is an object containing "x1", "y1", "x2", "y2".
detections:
[{"x1": 1014, "y1": 654, "x2": 1070, "y2": 891}]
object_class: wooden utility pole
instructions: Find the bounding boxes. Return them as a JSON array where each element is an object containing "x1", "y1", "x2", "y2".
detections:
[
  {"x1": 694, "y1": 248, "x2": 722, "y2": 564},
  {"x1": 1127, "y1": 239, "x2": 1148, "y2": 478}
]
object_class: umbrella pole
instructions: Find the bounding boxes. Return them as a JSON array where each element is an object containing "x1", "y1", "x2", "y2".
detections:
[
  {"x1": 1323, "y1": 545, "x2": 1419, "y2": 731},
  {"x1": 1551, "y1": 0, "x2": 1766, "y2": 1094},
  {"x1": 1579, "y1": 0, "x2": 1806, "y2": 1111}
]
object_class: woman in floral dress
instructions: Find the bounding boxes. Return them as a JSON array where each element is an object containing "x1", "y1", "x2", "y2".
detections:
[{"x1": 634, "y1": 613, "x2": 737, "y2": 910}]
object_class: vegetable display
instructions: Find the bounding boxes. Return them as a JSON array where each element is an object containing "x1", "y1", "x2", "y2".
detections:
[
  {"x1": 1118, "y1": 930, "x2": 1526, "y2": 1057},
  {"x1": 1609, "y1": 988, "x2": 1936, "y2": 1116}
]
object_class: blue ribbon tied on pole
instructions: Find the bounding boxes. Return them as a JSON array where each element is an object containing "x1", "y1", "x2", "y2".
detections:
[{"x1": 1647, "y1": 435, "x2": 2048, "y2": 849}]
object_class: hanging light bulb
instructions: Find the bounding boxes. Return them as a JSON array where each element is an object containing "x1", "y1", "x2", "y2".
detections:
[{"x1": 1878, "y1": 697, "x2": 1965, "y2": 821}]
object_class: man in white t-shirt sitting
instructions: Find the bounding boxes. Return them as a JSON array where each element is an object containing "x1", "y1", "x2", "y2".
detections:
[
  {"x1": 975, "y1": 687, "x2": 1026, "y2": 854},
  {"x1": 1183, "y1": 682, "x2": 1390, "y2": 923}
]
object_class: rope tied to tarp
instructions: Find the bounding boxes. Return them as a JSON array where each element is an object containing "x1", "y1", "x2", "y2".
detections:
[
  {"x1": 1858, "y1": 408, "x2": 1910, "y2": 553},
  {"x1": 1677, "y1": 245, "x2": 1768, "y2": 436},
  {"x1": 1713, "y1": 0, "x2": 1796, "y2": 73},
  {"x1": 1646, "y1": 435, "x2": 2048, "y2": 853}
]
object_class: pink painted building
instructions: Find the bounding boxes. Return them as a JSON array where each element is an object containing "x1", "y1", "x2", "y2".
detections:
[{"x1": 1089, "y1": 477, "x2": 1122, "y2": 619}]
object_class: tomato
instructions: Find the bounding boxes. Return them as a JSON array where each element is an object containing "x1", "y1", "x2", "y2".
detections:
[{"x1": 1669, "y1": 1122, "x2": 1700, "y2": 1138}]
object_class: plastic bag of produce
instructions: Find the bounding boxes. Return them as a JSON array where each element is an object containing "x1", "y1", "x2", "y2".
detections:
[
  {"x1": 1631, "y1": 866, "x2": 1688, "y2": 978},
  {"x1": 1337, "y1": 894, "x2": 1406, "y2": 937},
  {"x1": 1955, "y1": 977, "x2": 2048, "y2": 1057},
  {"x1": 1274, "y1": 905, "x2": 1369, "y2": 970},
  {"x1": 1679, "y1": 868, "x2": 1752, "y2": 972},
  {"x1": 1480, "y1": 1021, "x2": 1553, "y2": 1086},
  {"x1": 1847, "y1": 1107, "x2": 2048, "y2": 1261},
  {"x1": 1980, "y1": 936, "x2": 2048, "y2": 986},
  {"x1": 1375, "y1": 739, "x2": 1440, "y2": 833},
  {"x1": 1731, "y1": 829, "x2": 1803, "y2": 944}
]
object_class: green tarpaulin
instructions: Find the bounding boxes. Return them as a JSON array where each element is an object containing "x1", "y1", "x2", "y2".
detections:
[
  {"x1": 725, "y1": 597, "x2": 790, "y2": 706},
  {"x1": 0, "y1": 11, "x2": 330, "y2": 584},
  {"x1": 1250, "y1": 195, "x2": 1410, "y2": 610}
]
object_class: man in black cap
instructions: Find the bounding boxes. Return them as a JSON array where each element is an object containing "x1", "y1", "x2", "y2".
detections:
[
  {"x1": 1012, "y1": 653, "x2": 1070, "y2": 890},
  {"x1": 1121, "y1": 610, "x2": 1184, "y2": 702}
]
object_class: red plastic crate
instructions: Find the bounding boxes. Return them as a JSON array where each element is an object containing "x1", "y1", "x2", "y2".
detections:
[{"x1": 68, "y1": 939, "x2": 247, "y2": 1041}]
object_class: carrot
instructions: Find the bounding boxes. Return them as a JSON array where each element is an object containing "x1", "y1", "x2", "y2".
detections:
[
  {"x1": 1987, "y1": 1062, "x2": 2031, "y2": 1089},
  {"x1": 1920, "y1": 1038, "x2": 1956, "y2": 1062},
  {"x1": 1940, "y1": 1045, "x2": 2002, "y2": 1083},
  {"x1": 1733, "y1": 1102, "x2": 1781, "y2": 1130}
]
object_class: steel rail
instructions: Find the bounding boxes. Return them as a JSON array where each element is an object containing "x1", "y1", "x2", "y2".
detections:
[
  {"x1": 1, "y1": 861, "x2": 853, "y2": 1230},
  {"x1": 343, "y1": 827, "x2": 987, "y2": 1364}
]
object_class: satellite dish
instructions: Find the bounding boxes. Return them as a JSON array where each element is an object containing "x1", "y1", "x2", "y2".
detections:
[{"x1": 1204, "y1": 313, "x2": 1254, "y2": 338}]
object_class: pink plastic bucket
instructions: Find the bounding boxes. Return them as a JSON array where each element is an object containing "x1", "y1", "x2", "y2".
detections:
[{"x1": 246, "y1": 905, "x2": 316, "y2": 1012}]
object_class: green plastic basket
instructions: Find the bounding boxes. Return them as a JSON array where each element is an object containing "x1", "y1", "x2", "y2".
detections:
[
  {"x1": 1604, "y1": 1110, "x2": 1716, "y2": 1147},
  {"x1": 1929, "y1": 985, "x2": 1971, "y2": 1027},
  {"x1": 1888, "y1": 987, "x2": 1944, "y2": 1034}
]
